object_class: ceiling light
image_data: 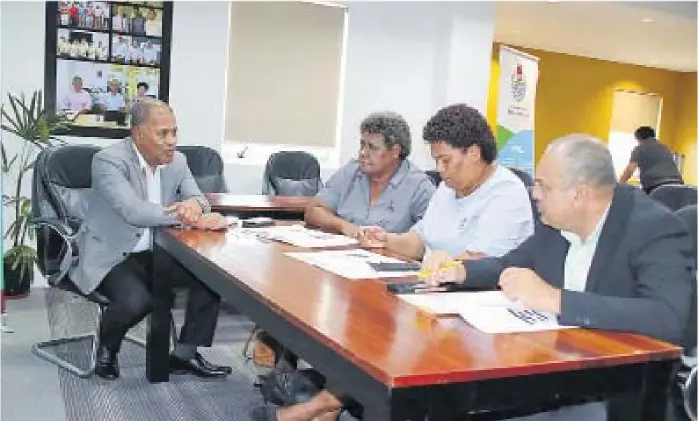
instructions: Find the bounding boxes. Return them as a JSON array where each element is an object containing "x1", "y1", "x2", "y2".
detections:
[{"x1": 641, "y1": 17, "x2": 654, "y2": 23}]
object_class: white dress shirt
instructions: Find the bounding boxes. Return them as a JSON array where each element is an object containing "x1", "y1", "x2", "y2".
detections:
[
  {"x1": 560, "y1": 205, "x2": 610, "y2": 292},
  {"x1": 132, "y1": 143, "x2": 163, "y2": 252},
  {"x1": 102, "y1": 93, "x2": 125, "y2": 111}
]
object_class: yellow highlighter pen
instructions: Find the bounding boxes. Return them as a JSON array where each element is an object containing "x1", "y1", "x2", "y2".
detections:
[{"x1": 416, "y1": 260, "x2": 463, "y2": 279}]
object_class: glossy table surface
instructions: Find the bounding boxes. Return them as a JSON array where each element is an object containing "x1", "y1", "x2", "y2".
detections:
[
  {"x1": 166, "y1": 227, "x2": 681, "y2": 388},
  {"x1": 205, "y1": 193, "x2": 312, "y2": 213}
]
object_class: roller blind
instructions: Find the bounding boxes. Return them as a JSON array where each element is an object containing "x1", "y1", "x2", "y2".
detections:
[{"x1": 224, "y1": 1, "x2": 346, "y2": 147}]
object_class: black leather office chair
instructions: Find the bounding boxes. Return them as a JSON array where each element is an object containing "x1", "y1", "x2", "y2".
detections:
[
  {"x1": 262, "y1": 151, "x2": 322, "y2": 196},
  {"x1": 508, "y1": 167, "x2": 534, "y2": 187},
  {"x1": 650, "y1": 184, "x2": 698, "y2": 212},
  {"x1": 675, "y1": 205, "x2": 697, "y2": 421},
  {"x1": 31, "y1": 145, "x2": 175, "y2": 377},
  {"x1": 425, "y1": 170, "x2": 441, "y2": 186},
  {"x1": 525, "y1": 186, "x2": 541, "y2": 226},
  {"x1": 176, "y1": 145, "x2": 227, "y2": 194}
]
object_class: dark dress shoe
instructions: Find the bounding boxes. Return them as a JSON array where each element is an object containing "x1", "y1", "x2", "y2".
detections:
[
  {"x1": 94, "y1": 344, "x2": 119, "y2": 380},
  {"x1": 249, "y1": 404, "x2": 278, "y2": 421},
  {"x1": 169, "y1": 354, "x2": 228, "y2": 378},
  {"x1": 194, "y1": 352, "x2": 232, "y2": 375}
]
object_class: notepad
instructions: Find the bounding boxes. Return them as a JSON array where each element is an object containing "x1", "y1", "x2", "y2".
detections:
[{"x1": 399, "y1": 291, "x2": 577, "y2": 333}]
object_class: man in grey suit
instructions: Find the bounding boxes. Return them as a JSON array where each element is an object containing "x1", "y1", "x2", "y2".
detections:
[
  {"x1": 424, "y1": 134, "x2": 694, "y2": 420},
  {"x1": 71, "y1": 99, "x2": 233, "y2": 380}
]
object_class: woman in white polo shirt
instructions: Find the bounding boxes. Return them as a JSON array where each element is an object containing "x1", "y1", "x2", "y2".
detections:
[{"x1": 360, "y1": 103, "x2": 535, "y2": 260}]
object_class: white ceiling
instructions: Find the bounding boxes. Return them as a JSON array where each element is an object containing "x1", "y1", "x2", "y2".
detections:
[{"x1": 495, "y1": 1, "x2": 697, "y2": 72}]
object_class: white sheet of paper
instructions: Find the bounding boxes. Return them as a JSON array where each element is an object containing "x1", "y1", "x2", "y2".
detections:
[
  {"x1": 248, "y1": 225, "x2": 359, "y2": 248},
  {"x1": 286, "y1": 249, "x2": 420, "y2": 279},
  {"x1": 398, "y1": 291, "x2": 510, "y2": 315},
  {"x1": 458, "y1": 302, "x2": 576, "y2": 333},
  {"x1": 400, "y1": 290, "x2": 576, "y2": 333}
]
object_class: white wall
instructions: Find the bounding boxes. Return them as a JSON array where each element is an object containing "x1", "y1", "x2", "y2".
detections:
[
  {"x1": 225, "y1": 1, "x2": 496, "y2": 189},
  {"x1": 1, "y1": 1, "x2": 495, "y2": 195},
  {"x1": 338, "y1": 2, "x2": 495, "y2": 170},
  {"x1": 168, "y1": 1, "x2": 229, "y2": 152}
]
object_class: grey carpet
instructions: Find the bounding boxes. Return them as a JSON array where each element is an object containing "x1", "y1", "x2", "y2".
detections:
[{"x1": 42, "y1": 288, "x2": 268, "y2": 421}]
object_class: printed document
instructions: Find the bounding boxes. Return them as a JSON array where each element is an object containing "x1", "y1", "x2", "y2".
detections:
[
  {"x1": 399, "y1": 291, "x2": 576, "y2": 333},
  {"x1": 244, "y1": 225, "x2": 358, "y2": 248},
  {"x1": 286, "y1": 249, "x2": 420, "y2": 279}
]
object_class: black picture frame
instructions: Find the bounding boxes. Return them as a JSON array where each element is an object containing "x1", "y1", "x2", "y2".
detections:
[{"x1": 44, "y1": 1, "x2": 173, "y2": 139}]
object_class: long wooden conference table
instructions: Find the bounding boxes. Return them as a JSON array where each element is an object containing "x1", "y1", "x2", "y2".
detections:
[{"x1": 147, "y1": 195, "x2": 680, "y2": 420}]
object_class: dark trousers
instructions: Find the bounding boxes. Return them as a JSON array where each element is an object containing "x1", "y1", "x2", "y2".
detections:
[{"x1": 97, "y1": 251, "x2": 220, "y2": 352}]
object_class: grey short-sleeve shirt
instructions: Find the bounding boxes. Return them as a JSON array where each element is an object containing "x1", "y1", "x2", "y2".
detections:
[
  {"x1": 317, "y1": 159, "x2": 435, "y2": 233},
  {"x1": 630, "y1": 139, "x2": 683, "y2": 189}
]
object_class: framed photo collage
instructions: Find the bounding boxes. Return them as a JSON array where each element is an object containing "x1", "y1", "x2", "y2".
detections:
[{"x1": 45, "y1": 1, "x2": 173, "y2": 138}]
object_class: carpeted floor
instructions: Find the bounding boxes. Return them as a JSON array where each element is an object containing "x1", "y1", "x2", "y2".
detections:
[
  {"x1": 42, "y1": 288, "x2": 268, "y2": 421},
  {"x1": 2, "y1": 287, "x2": 358, "y2": 421}
]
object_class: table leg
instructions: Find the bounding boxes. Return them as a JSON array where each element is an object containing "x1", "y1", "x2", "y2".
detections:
[
  {"x1": 360, "y1": 391, "x2": 432, "y2": 421},
  {"x1": 146, "y1": 243, "x2": 174, "y2": 382},
  {"x1": 609, "y1": 359, "x2": 678, "y2": 421},
  {"x1": 638, "y1": 359, "x2": 678, "y2": 421}
]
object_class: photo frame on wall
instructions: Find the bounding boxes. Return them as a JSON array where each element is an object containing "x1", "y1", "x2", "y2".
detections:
[{"x1": 45, "y1": 1, "x2": 172, "y2": 138}]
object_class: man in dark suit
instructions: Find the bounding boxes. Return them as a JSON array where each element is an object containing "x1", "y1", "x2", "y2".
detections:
[
  {"x1": 72, "y1": 99, "x2": 233, "y2": 380},
  {"x1": 424, "y1": 134, "x2": 694, "y2": 420}
]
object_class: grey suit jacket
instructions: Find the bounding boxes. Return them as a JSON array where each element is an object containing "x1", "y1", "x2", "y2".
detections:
[
  {"x1": 70, "y1": 139, "x2": 210, "y2": 294},
  {"x1": 461, "y1": 184, "x2": 694, "y2": 345}
]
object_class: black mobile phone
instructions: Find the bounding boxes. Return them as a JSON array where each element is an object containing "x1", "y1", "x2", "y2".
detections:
[
  {"x1": 386, "y1": 281, "x2": 426, "y2": 294},
  {"x1": 368, "y1": 262, "x2": 421, "y2": 272}
]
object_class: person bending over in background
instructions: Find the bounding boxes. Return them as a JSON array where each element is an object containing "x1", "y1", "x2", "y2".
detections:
[{"x1": 619, "y1": 126, "x2": 683, "y2": 194}]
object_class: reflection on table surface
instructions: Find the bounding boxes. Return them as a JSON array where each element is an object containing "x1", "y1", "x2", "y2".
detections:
[{"x1": 69, "y1": 112, "x2": 130, "y2": 129}]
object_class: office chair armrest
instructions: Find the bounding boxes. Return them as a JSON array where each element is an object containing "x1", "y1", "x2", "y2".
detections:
[
  {"x1": 684, "y1": 366, "x2": 697, "y2": 421},
  {"x1": 32, "y1": 217, "x2": 79, "y2": 239},
  {"x1": 31, "y1": 217, "x2": 79, "y2": 286}
]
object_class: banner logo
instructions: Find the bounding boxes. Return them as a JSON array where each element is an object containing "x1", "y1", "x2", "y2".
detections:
[{"x1": 511, "y1": 63, "x2": 527, "y2": 102}]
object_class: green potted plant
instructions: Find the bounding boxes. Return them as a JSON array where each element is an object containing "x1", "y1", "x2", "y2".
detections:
[{"x1": 1, "y1": 90, "x2": 68, "y2": 297}]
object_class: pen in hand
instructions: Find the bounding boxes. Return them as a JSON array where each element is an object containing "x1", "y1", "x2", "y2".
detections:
[{"x1": 416, "y1": 260, "x2": 463, "y2": 279}]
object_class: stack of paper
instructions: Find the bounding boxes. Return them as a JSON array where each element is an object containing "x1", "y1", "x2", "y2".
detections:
[
  {"x1": 286, "y1": 249, "x2": 420, "y2": 279},
  {"x1": 247, "y1": 225, "x2": 358, "y2": 248},
  {"x1": 399, "y1": 291, "x2": 576, "y2": 333}
]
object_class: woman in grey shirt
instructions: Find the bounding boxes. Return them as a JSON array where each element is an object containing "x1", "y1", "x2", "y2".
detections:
[{"x1": 305, "y1": 111, "x2": 435, "y2": 238}]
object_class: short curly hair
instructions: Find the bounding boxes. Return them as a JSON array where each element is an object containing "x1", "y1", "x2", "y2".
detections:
[
  {"x1": 360, "y1": 111, "x2": 411, "y2": 160},
  {"x1": 422, "y1": 104, "x2": 497, "y2": 163},
  {"x1": 634, "y1": 126, "x2": 656, "y2": 141}
]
